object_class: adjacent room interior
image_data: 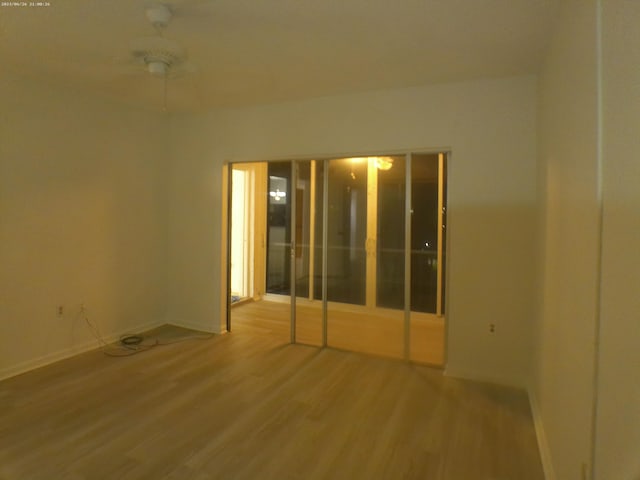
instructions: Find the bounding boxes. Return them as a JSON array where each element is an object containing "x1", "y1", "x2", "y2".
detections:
[{"x1": 1, "y1": 1, "x2": 639, "y2": 479}]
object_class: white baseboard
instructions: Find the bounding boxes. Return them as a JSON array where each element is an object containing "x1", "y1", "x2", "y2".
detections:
[
  {"x1": 0, "y1": 319, "x2": 163, "y2": 382},
  {"x1": 528, "y1": 387, "x2": 556, "y2": 480},
  {"x1": 167, "y1": 319, "x2": 219, "y2": 334},
  {"x1": 445, "y1": 368, "x2": 555, "y2": 480},
  {"x1": 444, "y1": 366, "x2": 526, "y2": 389}
]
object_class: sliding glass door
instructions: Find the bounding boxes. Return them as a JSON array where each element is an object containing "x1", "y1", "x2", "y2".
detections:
[
  {"x1": 229, "y1": 152, "x2": 447, "y2": 365},
  {"x1": 409, "y1": 153, "x2": 446, "y2": 364},
  {"x1": 293, "y1": 160, "x2": 323, "y2": 346},
  {"x1": 325, "y1": 156, "x2": 406, "y2": 358}
]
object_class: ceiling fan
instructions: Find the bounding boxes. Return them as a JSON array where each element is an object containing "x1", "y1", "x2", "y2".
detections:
[{"x1": 124, "y1": 2, "x2": 199, "y2": 111}]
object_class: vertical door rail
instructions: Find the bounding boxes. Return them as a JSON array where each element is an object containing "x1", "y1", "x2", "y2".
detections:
[
  {"x1": 436, "y1": 153, "x2": 445, "y2": 317},
  {"x1": 404, "y1": 153, "x2": 412, "y2": 360},
  {"x1": 290, "y1": 161, "x2": 297, "y2": 343}
]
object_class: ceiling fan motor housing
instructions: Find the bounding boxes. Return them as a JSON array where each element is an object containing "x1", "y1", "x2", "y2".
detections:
[
  {"x1": 145, "y1": 4, "x2": 172, "y2": 30},
  {"x1": 130, "y1": 36, "x2": 186, "y2": 77}
]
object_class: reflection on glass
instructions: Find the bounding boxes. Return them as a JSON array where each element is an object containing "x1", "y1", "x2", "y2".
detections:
[
  {"x1": 411, "y1": 154, "x2": 442, "y2": 314},
  {"x1": 266, "y1": 162, "x2": 291, "y2": 295},
  {"x1": 326, "y1": 156, "x2": 404, "y2": 359},
  {"x1": 230, "y1": 161, "x2": 291, "y2": 345},
  {"x1": 376, "y1": 155, "x2": 406, "y2": 309},
  {"x1": 313, "y1": 163, "x2": 324, "y2": 300},
  {"x1": 295, "y1": 160, "x2": 323, "y2": 346},
  {"x1": 256, "y1": 153, "x2": 446, "y2": 364},
  {"x1": 409, "y1": 153, "x2": 446, "y2": 366},
  {"x1": 326, "y1": 158, "x2": 367, "y2": 305},
  {"x1": 294, "y1": 161, "x2": 310, "y2": 299}
]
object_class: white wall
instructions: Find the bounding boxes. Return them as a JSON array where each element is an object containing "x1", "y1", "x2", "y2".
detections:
[
  {"x1": 167, "y1": 75, "x2": 538, "y2": 386},
  {"x1": 595, "y1": 1, "x2": 640, "y2": 478},
  {"x1": 0, "y1": 73, "x2": 168, "y2": 379},
  {"x1": 532, "y1": 1, "x2": 600, "y2": 479}
]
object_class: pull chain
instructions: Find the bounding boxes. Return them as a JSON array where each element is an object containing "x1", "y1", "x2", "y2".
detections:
[{"x1": 163, "y1": 74, "x2": 168, "y2": 113}]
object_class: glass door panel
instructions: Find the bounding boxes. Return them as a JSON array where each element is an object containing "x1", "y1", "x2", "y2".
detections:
[
  {"x1": 409, "y1": 153, "x2": 446, "y2": 365},
  {"x1": 260, "y1": 161, "x2": 292, "y2": 340},
  {"x1": 312, "y1": 162, "x2": 324, "y2": 301},
  {"x1": 229, "y1": 161, "x2": 290, "y2": 343},
  {"x1": 266, "y1": 161, "x2": 292, "y2": 295},
  {"x1": 410, "y1": 154, "x2": 439, "y2": 313},
  {"x1": 326, "y1": 156, "x2": 404, "y2": 359},
  {"x1": 294, "y1": 160, "x2": 323, "y2": 346},
  {"x1": 326, "y1": 158, "x2": 368, "y2": 304},
  {"x1": 376, "y1": 155, "x2": 406, "y2": 310}
]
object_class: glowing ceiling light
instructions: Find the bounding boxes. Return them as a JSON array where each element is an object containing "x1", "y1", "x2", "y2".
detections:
[
  {"x1": 374, "y1": 156, "x2": 394, "y2": 171},
  {"x1": 345, "y1": 156, "x2": 394, "y2": 171},
  {"x1": 269, "y1": 189, "x2": 286, "y2": 201}
]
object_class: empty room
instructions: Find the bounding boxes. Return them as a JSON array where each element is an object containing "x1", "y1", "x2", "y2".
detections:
[{"x1": 1, "y1": 1, "x2": 638, "y2": 479}]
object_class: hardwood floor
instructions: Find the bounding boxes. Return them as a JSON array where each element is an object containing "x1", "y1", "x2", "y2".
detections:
[
  {"x1": 0, "y1": 321, "x2": 544, "y2": 479},
  {"x1": 235, "y1": 299, "x2": 445, "y2": 365}
]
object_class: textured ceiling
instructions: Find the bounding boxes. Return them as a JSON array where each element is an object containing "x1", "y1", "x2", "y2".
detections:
[{"x1": 0, "y1": 0, "x2": 557, "y2": 112}]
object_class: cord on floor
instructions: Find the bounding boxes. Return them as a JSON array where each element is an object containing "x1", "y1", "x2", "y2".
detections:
[{"x1": 79, "y1": 308, "x2": 214, "y2": 357}]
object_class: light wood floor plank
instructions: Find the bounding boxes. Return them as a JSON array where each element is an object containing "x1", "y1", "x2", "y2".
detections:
[
  {"x1": 234, "y1": 299, "x2": 445, "y2": 365},
  {"x1": 0, "y1": 321, "x2": 543, "y2": 479}
]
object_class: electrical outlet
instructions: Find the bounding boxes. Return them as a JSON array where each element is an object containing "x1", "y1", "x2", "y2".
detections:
[
  {"x1": 489, "y1": 323, "x2": 495, "y2": 333},
  {"x1": 57, "y1": 305, "x2": 64, "y2": 317}
]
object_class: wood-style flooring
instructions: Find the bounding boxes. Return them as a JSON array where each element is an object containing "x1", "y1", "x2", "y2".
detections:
[
  {"x1": 0, "y1": 319, "x2": 544, "y2": 479},
  {"x1": 233, "y1": 299, "x2": 445, "y2": 365}
]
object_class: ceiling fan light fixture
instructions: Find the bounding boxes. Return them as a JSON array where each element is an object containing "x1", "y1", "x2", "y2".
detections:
[
  {"x1": 147, "y1": 59, "x2": 169, "y2": 77},
  {"x1": 375, "y1": 156, "x2": 394, "y2": 171}
]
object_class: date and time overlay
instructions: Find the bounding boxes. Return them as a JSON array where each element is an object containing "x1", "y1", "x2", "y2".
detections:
[{"x1": 1, "y1": 2, "x2": 51, "y2": 7}]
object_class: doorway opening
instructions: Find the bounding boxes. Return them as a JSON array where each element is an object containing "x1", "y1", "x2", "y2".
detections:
[
  {"x1": 227, "y1": 152, "x2": 448, "y2": 366},
  {"x1": 229, "y1": 163, "x2": 267, "y2": 306}
]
